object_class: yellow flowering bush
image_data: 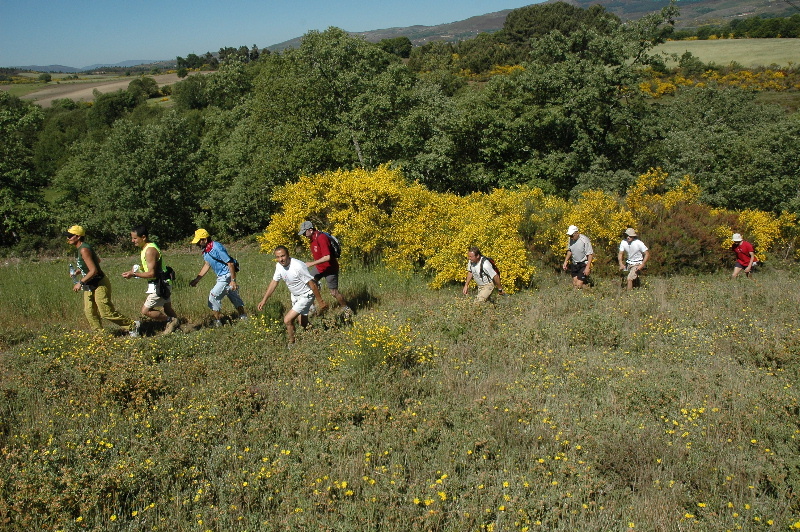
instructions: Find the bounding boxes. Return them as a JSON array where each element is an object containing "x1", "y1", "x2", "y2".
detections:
[
  {"x1": 258, "y1": 165, "x2": 535, "y2": 291},
  {"x1": 625, "y1": 168, "x2": 701, "y2": 223},
  {"x1": 259, "y1": 165, "x2": 796, "y2": 281},
  {"x1": 332, "y1": 312, "x2": 428, "y2": 370}
]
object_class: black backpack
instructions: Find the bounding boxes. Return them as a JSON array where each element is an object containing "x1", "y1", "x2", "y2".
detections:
[{"x1": 321, "y1": 231, "x2": 342, "y2": 259}]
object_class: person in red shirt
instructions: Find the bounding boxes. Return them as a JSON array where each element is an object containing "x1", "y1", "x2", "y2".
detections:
[
  {"x1": 731, "y1": 233, "x2": 756, "y2": 279},
  {"x1": 298, "y1": 221, "x2": 352, "y2": 316}
]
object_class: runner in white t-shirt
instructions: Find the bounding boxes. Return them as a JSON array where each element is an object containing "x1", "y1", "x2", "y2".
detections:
[{"x1": 258, "y1": 246, "x2": 327, "y2": 345}]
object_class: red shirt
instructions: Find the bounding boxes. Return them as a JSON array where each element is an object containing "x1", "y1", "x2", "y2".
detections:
[
  {"x1": 733, "y1": 240, "x2": 755, "y2": 267},
  {"x1": 310, "y1": 230, "x2": 338, "y2": 275}
]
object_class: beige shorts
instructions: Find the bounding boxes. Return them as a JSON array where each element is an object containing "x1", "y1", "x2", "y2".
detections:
[
  {"x1": 475, "y1": 283, "x2": 494, "y2": 303},
  {"x1": 144, "y1": 291, "x2": 170, "y2": 309},
  {"x1": 627, "y1": 263, "x2": 643, "y2": 281}
]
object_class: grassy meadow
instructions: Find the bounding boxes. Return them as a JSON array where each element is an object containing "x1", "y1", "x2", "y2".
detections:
[
  {"x1": 2, "y1": 248, "x2": 800, "y2": 530},
  {"x1": 656, "y1": 38, "x2": 800, "y2": 68}
]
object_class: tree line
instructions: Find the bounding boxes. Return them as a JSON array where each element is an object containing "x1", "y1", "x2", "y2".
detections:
[
  {"x1": 671, "y1": 13, "x2": 800, "y2": 40},
  {"x1": 1, "y1": 1, "x2": 798, "y2": 253}
]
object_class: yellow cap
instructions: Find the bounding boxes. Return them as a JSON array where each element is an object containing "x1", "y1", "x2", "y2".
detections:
[
  {"x1": 191, "y1": 228, "x2": 210, "y2": 244},
  {"x1": 63, "y1": 225, "x2": 85, "y2": 237}
]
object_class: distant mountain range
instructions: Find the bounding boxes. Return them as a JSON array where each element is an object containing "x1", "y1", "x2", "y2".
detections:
[
  {"x1": 13, "y1": 0, "x2": 798, "y2": 72},
  {"x1": 15, "y1": 59, "x2": 176, "y2": 73}
]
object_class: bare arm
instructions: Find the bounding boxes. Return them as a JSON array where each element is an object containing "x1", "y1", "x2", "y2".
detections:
[
  {"x1": 189, "y1": 262, "x2": 211, "y2": 287},
  {"x1": 257, "y1": 280, "x2": 280, "y2": 311},
  {"x1": 492, "y1": 273, "x2": 503, "y2": 293},
  {"x1": 124, "y1": 246, "x2": 158, "y2": 280},
  {"x1": 463, "y1": 272, "x2": 474, "y2": 295},
  {"x1": 227, "y1": 261, "x2": 238, "y2": 290},
  {"x1": 562, "y1": 250, "x2": 572, "y2": 270},
  {"x1": 306, "y1": 254, "x2": 331, "y2": 268},
  {"x1": 307, "y1": 280, "x2": 328, "y2": 312}
]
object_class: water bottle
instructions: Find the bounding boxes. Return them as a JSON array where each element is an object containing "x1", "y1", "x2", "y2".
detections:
[
  {"x1": 69, "y1": 263, "x2": 90, "y2": 290},
  {"x1": 131, "y1": 264, "x2": 140, "y2": 278}
]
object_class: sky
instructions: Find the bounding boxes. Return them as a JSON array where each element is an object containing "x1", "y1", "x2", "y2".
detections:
[{"x1": 0, "y1": 0, "x2": 540, "y2": 68}]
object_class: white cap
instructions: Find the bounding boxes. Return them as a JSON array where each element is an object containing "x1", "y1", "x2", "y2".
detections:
[
  {"x1": 566, "y1": 225, "x2": 579, "y2": 236},
  {"x1": 732, "y1": 233, "x2": 743, "y2": 242}
]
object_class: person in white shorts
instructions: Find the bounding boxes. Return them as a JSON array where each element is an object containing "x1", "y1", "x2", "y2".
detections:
[
  {"x1": 257, "y1": 246, "x2": 328, "y2": 345},
  {"x1": 618, "y1": 227, "x2": 649, "y2": 290}
]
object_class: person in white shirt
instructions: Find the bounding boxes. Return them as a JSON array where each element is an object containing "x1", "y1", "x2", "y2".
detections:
[
  {"x1": 463, "y1": 247, "x2": 503, "y2": 302},
  {"x1": 618, "y1": 227, "x2": 650, "y2": 290},
  {"x1": 257, "y1": 246, "x2": 328, "y2": 345},
  {"x1": 562, "y1": 225, "x2": 594, "y2": 289}
]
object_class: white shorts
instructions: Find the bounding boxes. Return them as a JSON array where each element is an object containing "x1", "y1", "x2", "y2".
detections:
[{"x1": 291, "y1": 292, "x2": 315, "y2": 315}]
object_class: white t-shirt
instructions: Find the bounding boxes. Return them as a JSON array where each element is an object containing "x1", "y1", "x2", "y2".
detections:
[
  {"x1": 619, "y1": 239, "x2": 648, "y2": 264},
  {"x1": 467, "y1": 257, "x2": 497, "y2": 287},
  {"x1": 568, "y1": 234, "x2": 594, "y2": 263},
  {"x1": 273, "y1": 257, "x2": 314, "y2": 297}
]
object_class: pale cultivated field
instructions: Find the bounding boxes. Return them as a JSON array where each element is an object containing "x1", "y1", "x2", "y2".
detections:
[
  {"x1": 655, "y1": 38, "x2": 800, "y2": 68},
  {"x1": 3, "y1": 73, "x2": 184, "y2": 107}
]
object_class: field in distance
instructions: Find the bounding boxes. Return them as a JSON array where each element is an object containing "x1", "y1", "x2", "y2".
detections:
[
  {"x1": 0, "y1": 72, "x2": 184, "y2": 107},
  {"x1": 655, "y1": 38, "x2": 800, "y2": 68}
]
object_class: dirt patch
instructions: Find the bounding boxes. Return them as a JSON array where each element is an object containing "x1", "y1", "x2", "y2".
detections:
[{"x1": 15, "y1": 73, "x2": 186, "y2": 108}]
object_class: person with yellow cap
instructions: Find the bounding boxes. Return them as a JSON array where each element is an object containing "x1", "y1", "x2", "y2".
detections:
[
  {"x1": 188, "y1": 228, "x2": 247, "y2": 326},
  {"x1": 63, "y1": 225, "x2": 140, "y2": 336}
]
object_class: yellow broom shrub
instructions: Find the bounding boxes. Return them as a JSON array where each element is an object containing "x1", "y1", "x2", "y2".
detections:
[{"x1": 258, "y1": 165, "x2": 535, "y2": 291}]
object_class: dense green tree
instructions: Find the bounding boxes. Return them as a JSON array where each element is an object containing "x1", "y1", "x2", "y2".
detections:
[
  {"x1": 38, "y1": 73, "x2": 51, "y2": 83},
  {"x1": 251, "y1": 27, "x2": 410, "y2": 176},
  {"x1": 0, "y1": 92, "x2": 47, "y2": 245},
  {"x1": 171, "y1": 74, "x2": 210, "y2": 110},
  {"x1": 205, "y1": 58, "x2": 254, "y2": 110},
  {"x1": 377, "y1": 36, "x2": 413, "y2": 58},
  {"x1": 87, "y1": 89, "x2": 139, "y2": 128},
  {"x1": 53, "y1": 112, "x2": 200, "y2": 243},
  {"x1": 33, "y1": 104, "x2": 89, "y2": 181},
  {"x1": 194, "y1": 105, "x2": 277, "y2": 237},
  {"x1": 176, "y1": 53, "x2": 204, "y2": 70},
  {"x1": 636, "y1": 87, "x2": 800, "y2": 213},
  {"x1": 449, "y1": 3, "x2": 677, "y2": 193},
  {"x1": 127, "y1": 76, "x2": 160, "y2": 101},
  {"x1": 502, "y1": 2, "x2": 620, "y2": 47}
]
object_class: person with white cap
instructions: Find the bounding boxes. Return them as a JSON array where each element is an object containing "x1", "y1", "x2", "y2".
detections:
[
  {"x1": 562, "y1": 225, "x2": 594, "y2": 289},
  {"x1": 618, "y1": 227, "x2": 649, "y2": 290},
  {"x1": 731, "y1": 233, "x2": 756, "y2": 279},
  {"x1": 188, "y1": 228, "x2": 247, "y2": 326},
  {"x1": 63, "y1": 224, "x2": 140, "y2": 336}
]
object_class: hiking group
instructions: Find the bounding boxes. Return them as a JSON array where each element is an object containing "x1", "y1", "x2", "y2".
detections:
[{"x1": 64, "y1": 221, "x2": 757, "y2": 338}]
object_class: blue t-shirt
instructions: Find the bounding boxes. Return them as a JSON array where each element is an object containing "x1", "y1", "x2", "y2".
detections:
[{"x1": 204, "y1": 241, "x2": 233, "y2": 277}]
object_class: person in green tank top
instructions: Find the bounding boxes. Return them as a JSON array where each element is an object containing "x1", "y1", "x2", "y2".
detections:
[
  {"x1": 122, "y1": 225, "x2": 181, "y2": 334},
  {"x1": 63, "y1": 225, "x2": 140, "y2": 336}
]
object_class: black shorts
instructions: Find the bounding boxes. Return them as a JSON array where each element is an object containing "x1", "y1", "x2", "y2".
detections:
[{"x1": 570, "y1": 261, "x2": 588, "y2": 282}]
